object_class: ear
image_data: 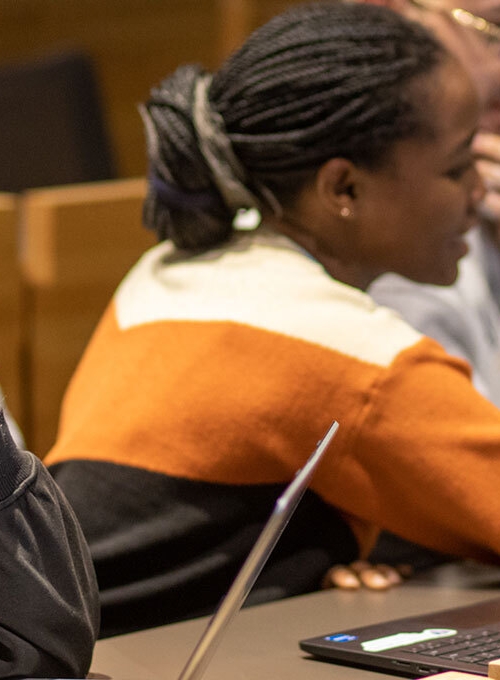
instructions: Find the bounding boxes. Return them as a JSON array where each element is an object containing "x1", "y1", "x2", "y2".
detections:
[{"x1": 314, "y1": 157, "x2": 360, "y2": 220}]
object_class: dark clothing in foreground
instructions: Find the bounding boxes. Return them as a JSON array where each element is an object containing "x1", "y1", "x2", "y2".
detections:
[{"x1": 0, "y1": 410, "x2": 99, "y2": 677}]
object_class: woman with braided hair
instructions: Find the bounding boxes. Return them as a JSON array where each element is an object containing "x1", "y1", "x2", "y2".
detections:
[{"x1": 45, "y1": 1, "x2": 490, "y2": 637}]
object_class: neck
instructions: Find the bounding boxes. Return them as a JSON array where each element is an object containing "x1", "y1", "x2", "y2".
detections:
[
  {"x1": 318, "y1": 254, "x2": 378, "y2": 291},
  {"x1": 267, "y1": 214, "x2": 378, "y2": 291}
]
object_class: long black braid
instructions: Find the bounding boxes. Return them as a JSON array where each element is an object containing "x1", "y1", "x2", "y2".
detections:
[{"x1": 142, "y1": 1, "x2": 446, "y2": 248}]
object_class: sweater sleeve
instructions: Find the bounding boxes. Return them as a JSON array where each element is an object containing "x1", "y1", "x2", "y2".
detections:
[{"x1": 0, "y1": 409, "x2": 99, "y2": 678}]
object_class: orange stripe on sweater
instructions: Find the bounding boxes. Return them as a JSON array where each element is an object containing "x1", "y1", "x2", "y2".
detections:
[{"x1": 46, "y1": 302, "x2": 382, "y2": 485}]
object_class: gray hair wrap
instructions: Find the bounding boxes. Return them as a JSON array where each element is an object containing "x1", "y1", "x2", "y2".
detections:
[{"x1": 192, "y1": 74, "x2": 260, "y2": 212}]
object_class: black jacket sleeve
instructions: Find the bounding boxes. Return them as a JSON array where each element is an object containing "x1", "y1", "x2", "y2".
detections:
[{"x1": 0, "y1": 410, "x2": 100, "y2": 678}]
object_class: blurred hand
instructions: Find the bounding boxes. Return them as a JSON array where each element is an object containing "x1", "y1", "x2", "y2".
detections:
[
  {"x1": 322, "y1": 560, "x2": 413, "y2": 591},
  {"x1": 473, "y1": 132, "x2": 500, "y2": 227}
]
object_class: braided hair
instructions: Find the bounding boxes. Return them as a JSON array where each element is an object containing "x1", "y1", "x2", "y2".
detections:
[{"x1": 141, "y1": 1, "x2": 446, "y2": 248}]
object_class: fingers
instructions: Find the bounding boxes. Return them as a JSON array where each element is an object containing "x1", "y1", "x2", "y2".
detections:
[
  {"x1": 472, "y1": 134, "x2": 500, "y2": 225},
  {"x1": 322, "y1": 565, "x2": 362, "y2": 590},
  {"x1": 322, "y1": 561, "x2": 412, "y2": 591},
  {"x1": 473, "y1": 132, "x2": 500, "y2": 163},
  {"x1": 476, "y1": 159, "x2": 500, "y2": 193},
  {"x1": 353, "y1": 561, "x2": 402, "y2": 590},
  {"x1": 477, "y1": 190, "x2": 500, "y2": 224}
]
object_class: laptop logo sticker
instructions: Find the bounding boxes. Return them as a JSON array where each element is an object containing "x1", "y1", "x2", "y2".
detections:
[
  {"x1": 361, "y1": 628, "x2": 457, "y2": 652},
  {"x1": 324, "y1": 634, "x2": 358, "y2": 643}
]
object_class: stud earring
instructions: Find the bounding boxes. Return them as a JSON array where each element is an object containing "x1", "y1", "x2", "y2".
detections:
[{"x1": 340, "y1": 207, "x2": 351, "y2": 218}]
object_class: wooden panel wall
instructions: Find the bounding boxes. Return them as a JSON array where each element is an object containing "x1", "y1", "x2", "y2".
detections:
[
  {"x1": 0, "y1": 0, "x2": 306, "y2": 180},
  {"x1": 0, "y1": 0, "x2": 308, "y2": 454}
]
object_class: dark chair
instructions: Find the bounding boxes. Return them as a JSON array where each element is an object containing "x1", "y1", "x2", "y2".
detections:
[{"x1": 0, "y1": 50, "x2": 116, "y2": 192}]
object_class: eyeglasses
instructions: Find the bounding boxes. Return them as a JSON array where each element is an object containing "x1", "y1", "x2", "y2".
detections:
[{"x1": 408, "y1": 0, "x2": 500, "y2": 47}]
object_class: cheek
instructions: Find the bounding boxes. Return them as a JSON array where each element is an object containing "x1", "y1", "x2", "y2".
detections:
[
  {"x1": 416, "y1": 177, "x2": 468, "y2": 227},
  {"x1": 428, "y1": 192, "x2": 459, "y2": 225},
  {"x1": 394, "y1": 188, "x2": 446, "y2": 237},
  {"x1": 361, "y1": 178, "x2": 459, "y2": 254},
  {"x1": 394, "y1": 188, "x2": 464, "y2": 257},
  {"x1": 413, "y1": 201, "x2": 469, "y2": 283}
]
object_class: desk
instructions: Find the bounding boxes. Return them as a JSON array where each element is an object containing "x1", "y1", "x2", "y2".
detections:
[{"x1": 91, "y1": 563, "x2": 500, "y2": 680}]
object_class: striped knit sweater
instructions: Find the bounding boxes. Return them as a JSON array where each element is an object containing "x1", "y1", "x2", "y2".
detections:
[{"x1": 46, "y1": 227, "x2": 500, "y2": 636}]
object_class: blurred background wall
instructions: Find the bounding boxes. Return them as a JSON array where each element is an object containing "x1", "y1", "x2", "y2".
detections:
[
  {"x1": 0, "y1": 0, "x2": 305, "y2": 182},
  {"x1": 0, "y1": 0, "x2": 307, "y2": 454}
]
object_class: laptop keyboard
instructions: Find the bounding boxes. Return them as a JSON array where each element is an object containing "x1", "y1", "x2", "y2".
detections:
[{"x1": 401, "y1": 630, "x2": 500, "y2": 666}]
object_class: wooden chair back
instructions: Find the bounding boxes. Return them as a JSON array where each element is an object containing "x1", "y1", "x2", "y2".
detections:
[
  {"x1": 20, "y1": 177, "x2": 155, "y2": 455},
  {"x1": 0, "y1": 194, "x2": 22, "y2": 430}
]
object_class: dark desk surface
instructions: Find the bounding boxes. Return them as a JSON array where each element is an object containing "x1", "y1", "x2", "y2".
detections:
[{"x1": 90, "y1": 562, "x2": 500, "y2": 680}]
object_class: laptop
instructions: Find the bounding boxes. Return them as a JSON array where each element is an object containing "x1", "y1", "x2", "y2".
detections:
[
  {"x1": 300, "y1": 594, "x2": 500, "y2": 678},
  {"x1": 177, "y1": 419, "x2": 340, "y2": 680}
]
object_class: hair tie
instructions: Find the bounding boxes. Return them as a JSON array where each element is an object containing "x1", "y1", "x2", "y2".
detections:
[{"x1": 149, "y1": 173, "x2": 219, "y2": 212}]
